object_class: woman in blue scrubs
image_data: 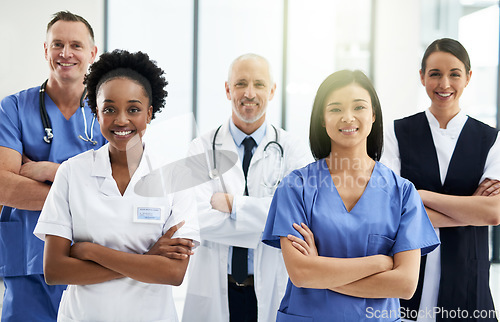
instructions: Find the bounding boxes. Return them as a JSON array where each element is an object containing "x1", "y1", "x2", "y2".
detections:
[{"x1": 262, "y1": 70, "x2": 440, "y2": 321}]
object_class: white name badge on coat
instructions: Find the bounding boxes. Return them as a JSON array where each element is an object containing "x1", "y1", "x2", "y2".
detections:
[{"x1": 133, "y1": 206, "x2": 165, "y2": 224}]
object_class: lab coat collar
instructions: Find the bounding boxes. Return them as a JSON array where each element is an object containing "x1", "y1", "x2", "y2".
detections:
[
  {"x1": 252, "y1": 122, "x2": 277, "y2": 163},
  {"x1": 216, "y1": 118, "x2": 277, "y2": 164},
  {"x1": 91, "y1": 144, "x2": 113, "y2": 178},
  {"x1": 90, "y1": 142, "x2": 153, "y2": 196},
  {"x1": 229, "y1": 118, "x2": 267, "y2": 148},
  {"x1": 214, "y1": 119, "x2": 237, "y2": 153}
]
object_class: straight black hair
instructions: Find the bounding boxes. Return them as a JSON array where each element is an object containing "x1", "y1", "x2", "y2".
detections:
[{"x1": 309, "y1": 70, "x2": 383, "y2": 161}]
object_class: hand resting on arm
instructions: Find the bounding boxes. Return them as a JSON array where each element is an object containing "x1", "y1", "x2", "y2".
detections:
[
  {"x1": 285, "y1": 223, "x2": 421, "y2": 300},
  {"x1": 44, "y1": 221, "x2": 194, "y2": 286}
]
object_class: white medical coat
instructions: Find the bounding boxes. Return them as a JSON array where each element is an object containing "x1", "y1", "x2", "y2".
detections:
[
  {"x1": 182, "y1": 120, "x2": 313, "y2": 322},
  {"x1": 34, "y1": 143, "x2": 200, "y2": 322}
]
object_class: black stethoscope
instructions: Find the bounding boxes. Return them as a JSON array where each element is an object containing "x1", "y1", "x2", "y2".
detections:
[
  {"x1": 39, "y1": 79, "x2": 97, "y2": 145},
  {"x1": 209, "y1": 124, "x2": 284, "y2": 189}
]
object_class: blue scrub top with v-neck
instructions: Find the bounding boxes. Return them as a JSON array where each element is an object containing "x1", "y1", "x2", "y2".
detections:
[
  {"x1": 0, "y1": 86, "x2": 106, "y2": 277},
  {"x1": 0, "y1": 86, "x2": 106, "y2": 321},
  {"x1": 262, "y1": 159, "x2": 440, "y2": 322}
]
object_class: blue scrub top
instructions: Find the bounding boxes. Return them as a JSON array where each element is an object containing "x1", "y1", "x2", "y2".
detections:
[
  {"x1": 0, "y1": 86, "x2": 106, "y2": 277},
  {"x1": 262, "y1": 159, "x2": 440, "y2": 322}
]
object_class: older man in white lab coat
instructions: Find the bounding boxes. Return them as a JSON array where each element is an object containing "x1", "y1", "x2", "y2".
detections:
[{"x1": 182, "y1": 53, "x2": 313, "y2": 322}]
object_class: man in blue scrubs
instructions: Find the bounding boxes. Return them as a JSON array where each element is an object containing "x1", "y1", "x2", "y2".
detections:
[{"x1": 0, "y1": 11, "x2": 105, "y2": 321}]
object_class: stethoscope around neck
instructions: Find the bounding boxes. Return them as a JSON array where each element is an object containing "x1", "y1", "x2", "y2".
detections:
[
  {"x1": 39, "y1": 79, "x2": 97, "y2": 145},
  {"x1": 209, "y1": 124, "x2": 285, "y2": 189}
]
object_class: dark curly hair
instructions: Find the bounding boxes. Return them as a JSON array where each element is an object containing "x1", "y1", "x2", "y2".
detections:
[
  {"x1": 85, "y1": 49, "x2": 168, "y2": 119},
  {"x1": 309, "y1": 70, "x2": 383, "y2": 161}
]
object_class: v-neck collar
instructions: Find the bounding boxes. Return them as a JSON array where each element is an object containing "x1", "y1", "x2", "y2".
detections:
[
  {"x1": 322, "y1": 158, "x2": 378, "y2": 213},
  {"x1": 91, "y1": 143, "x2": 152, "y2": 197},
  {"x1": 44, "y1": 92, "x2": 82, "y2": 122}
]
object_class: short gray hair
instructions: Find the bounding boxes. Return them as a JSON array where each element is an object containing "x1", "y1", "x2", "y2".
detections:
[{"x1": 227, "y1": 53, "x2": 274, "y2": 85}]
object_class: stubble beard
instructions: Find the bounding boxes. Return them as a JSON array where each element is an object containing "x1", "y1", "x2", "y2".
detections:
[{"x1": 232, "y1": 103, "x2": 267, "y2": 124}]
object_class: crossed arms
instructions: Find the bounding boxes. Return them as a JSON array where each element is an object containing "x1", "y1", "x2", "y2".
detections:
[
  {"x1": 0, "y1": 147, "x2": 59, "y2": 210},
  {"x1": 421, "y1": 178, "x2": 500, "y2": 228},
  {"x1": 43, "y1": 222, "x2": 194, "y2": 286},
  {"x1": 280, "y1": 179, "x2": 500, "y2": 298},
  {"x1": 281, "y1": 223, "x2": 420, "y2": 300}
]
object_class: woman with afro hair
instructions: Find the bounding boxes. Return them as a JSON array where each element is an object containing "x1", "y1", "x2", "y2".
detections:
[{"x1": 34, "y1": 49, "x2": 200, "y2": 321}]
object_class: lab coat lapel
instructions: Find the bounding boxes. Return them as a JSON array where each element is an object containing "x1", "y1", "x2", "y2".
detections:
[
  {"x1": 217, "y1": 120, "x2": 245, "y2": 191},
  {"x1": 216, "y1": 120, "x2": 237, "y2": 153},
  {"x1": 90, "y1": 143, "x2": 152, "y2": 197},
  {"x1": 251, "y1": 122, "x2": 275, "y2": 164},
  {"x1": 123, "y1": 144, "x2": 153, "y2": 197},
  {"x1": 91, "y1": 144, "x2": 119, "y2": 196}
]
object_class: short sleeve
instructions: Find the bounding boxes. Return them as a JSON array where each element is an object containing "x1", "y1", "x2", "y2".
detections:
[
  {"x1": 0, "y1": 95, "x2": 23, "y2": 153},
  {"x1": 392, "y1": 181, "x2": 440, "y2": 256},
  {"x1": 380, "y1": 122, "x2": 401, "y2": 176},
  {"x1": 262, "y1": 171, "x2": 308, "y2": 249},
  {"x1": 481, "y1": 132, "x2": 500, "y2": 181},
  {"x1": 33, "y1": 161, "x2": 73, "y2": 241}
]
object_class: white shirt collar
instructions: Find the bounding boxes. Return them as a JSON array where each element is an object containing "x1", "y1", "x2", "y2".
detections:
[
  {"x1": 91, "y1": 142, "x2": 151, "y2": 179},
  {"x1": 425, "y1": 108, "x2": 468, "y2": 138},
  {"x1": 229, "y1": 118, "x2": 267, "y2": 147}
]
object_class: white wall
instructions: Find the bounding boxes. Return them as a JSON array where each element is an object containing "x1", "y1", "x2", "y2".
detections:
[
  {"x1": 373, "y1": 0, "x2": 424, "y2": 127},
  {"x1": 373, "y1": 0, "x2": 498, "y2": 128},
  {"x1": 0, "y1": 0, "x2": 496, "y2": 128},
  {"x1": 0, "y1": 0, "x2": 104, "y2": 100}
]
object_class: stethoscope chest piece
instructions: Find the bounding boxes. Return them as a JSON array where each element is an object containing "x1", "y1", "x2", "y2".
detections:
[
  {"x1": 39, "y1": 79, "x2": 97, "y2": 145},
  {"x1": 209, "y1": 168, "x2": 220, "y2": 180}
]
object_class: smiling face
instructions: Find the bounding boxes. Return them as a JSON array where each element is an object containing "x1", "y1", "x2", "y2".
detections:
[
  {"x1": 323, "y1": 83, "x2": 375, "y2": 153},
  {"x1": 44, "y1": 20, "x2": 97, "y2": 85},
  {"x1": 420, "y1": 51, "x2": 471, "y2": 115},
  {"x1": 96, "y1": 77, "x2": 152, "y2": 153},
  {"x1": 225, "y1": 57, "x2": 276, "y2": 133}
]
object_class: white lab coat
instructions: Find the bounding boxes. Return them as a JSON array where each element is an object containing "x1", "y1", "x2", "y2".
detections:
[
  {"x1": 182, "y1": 120, "x2": 313, "y2": 322},
  {"x1": 34, "y1": 144, "x2": 200, "y2": 322}
]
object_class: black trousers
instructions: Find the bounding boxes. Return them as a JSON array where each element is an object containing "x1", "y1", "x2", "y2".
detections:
[{"x1": 228, "y1": 278, "x2": 257, "y2": 322}]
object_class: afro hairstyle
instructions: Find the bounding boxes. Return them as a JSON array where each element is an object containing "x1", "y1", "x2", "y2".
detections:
[{"x1": 85, "y1": 49, "x2": 168, "y2": 120}]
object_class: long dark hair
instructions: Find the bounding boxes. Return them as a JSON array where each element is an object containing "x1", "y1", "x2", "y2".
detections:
[{"x1": 309, "y1": 70, "x2": 383, "y2": 161}]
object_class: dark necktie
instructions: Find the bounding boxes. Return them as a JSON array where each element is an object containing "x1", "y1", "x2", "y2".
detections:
[
  {"x1": 232, "y1": 136, "x2": 256, "y2": 284},
  {"x1": 242, "y1": 137, "x2": 256, "y2": 194}
]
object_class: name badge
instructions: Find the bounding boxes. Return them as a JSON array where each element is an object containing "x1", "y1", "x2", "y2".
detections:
[{"x1": 134, "y1": 206, "x2": 164, "y2": 224}]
